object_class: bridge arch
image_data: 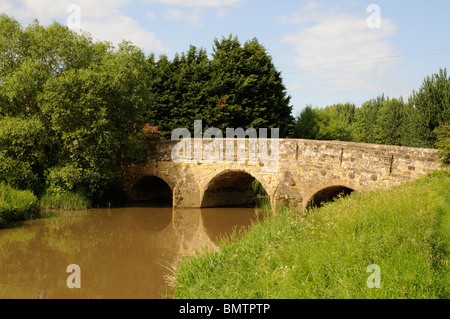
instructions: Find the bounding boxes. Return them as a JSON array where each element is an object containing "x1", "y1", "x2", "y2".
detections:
[
  {"x1": 128, "y1": 175, "x2": 173, "y2": 206},
  {"x1": 304, "y1": 182, "x2": 361, "y2": 210},
  {"x1": 200, "y1": 169, "x2": 270, "y2": 208}
]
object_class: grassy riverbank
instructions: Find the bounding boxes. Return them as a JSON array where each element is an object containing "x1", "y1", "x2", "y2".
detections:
[
  {"x1": 0, "y1": 184, "x2": 90, "y2": 228},
  {"x1": 39, "y1": 189, "x2": 90, "y2": 211},
  {"x1": 171, "y1": 170, "x2": 450, "y2": 299},
  {"x1": 0, "y1": 182, "x2": 40, "y2": 227}
]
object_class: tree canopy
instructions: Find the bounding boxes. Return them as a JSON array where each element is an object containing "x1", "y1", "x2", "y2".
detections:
[
  {"x1": 144, "y1": 35, "x2": 294, "y2": 138},
  {"x1": 0, "y1": 15, "x2": 148, "y2": 203}
]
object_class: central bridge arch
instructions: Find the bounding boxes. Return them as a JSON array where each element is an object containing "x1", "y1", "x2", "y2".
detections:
[{"x1": 201, "y1": 169, "x2": 270, "y2": 208}]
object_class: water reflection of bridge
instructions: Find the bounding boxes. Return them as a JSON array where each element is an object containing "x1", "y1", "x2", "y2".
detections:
[
  {"x1": 0, "y1": 206, "x2": 260, "y2": 299},
  {"x1": 152, "y1": 207, "x2": 262, "y2": 255}
]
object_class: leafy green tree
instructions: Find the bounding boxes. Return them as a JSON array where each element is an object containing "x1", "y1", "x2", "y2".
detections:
[
  {"x1": 293, "y1": 105, "x2": 319, "y2": 139},
  {"x1": 408, "y1": 68, "x2": 450, "y2": 148},
  {"x1": 294, "y1": 103, "x2": 356, "y2": 141},
  {"x1": 0, "y1": 116, "x2": 47, "y2": 193},
  {"x1": 40, "y1": 42, "x2": 148, "y2": 199},
  {"x1": 0, "y1": 15, "x2": 108, "y2": 117},
  {"x1": 0, "y1": 15, "x2": 148, "y2": 204},
  {"x1": 315, "y1": 103, "x2": 356, "y2": 141},
  {"x1": 373, "y1": 97, "x2": 409, "y2": 146},
  {"x1": 353, "y1": 95, "x2": 386, "y2": 144},
  {"x1": 145, "y1": 35, "x2": 294, "y2": 138},
  {"x1": 207, "y1": 35, "x2": 294, "y2": 137},
  {"x1": 435, "y1": 125, "x2": 450, "y2": 165},
  {"x1": 145, "y1": 46, "x2": 211, "y2": 139},
  {"x1": 144, "y1": 54, "x2": 176, "y2": 139}
]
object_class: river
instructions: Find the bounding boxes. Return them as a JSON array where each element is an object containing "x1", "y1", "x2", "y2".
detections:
[{"x1": 0, "y1": 206, "x2": 264, "y2": 299}]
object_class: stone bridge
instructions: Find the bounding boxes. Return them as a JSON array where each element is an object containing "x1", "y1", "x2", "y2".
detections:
[{"x1": 120, "y1": 139, "x2": 441, "y2": 211}]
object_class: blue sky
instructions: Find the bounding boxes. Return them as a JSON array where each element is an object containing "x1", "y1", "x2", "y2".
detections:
[{"x1": 2, "y1": 0, "x2": 450, "y2": 116}]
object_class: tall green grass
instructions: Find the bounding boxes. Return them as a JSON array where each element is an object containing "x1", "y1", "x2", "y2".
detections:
[
  {"x1": 171, "y1": 170, "x2": 450, "y2": 299},
  {"x1": 0, "y1": 182, "x2": 40, "y2": 227},
  {"x1": 39, "y1": 189, "x2": 90, "y2": 211}
]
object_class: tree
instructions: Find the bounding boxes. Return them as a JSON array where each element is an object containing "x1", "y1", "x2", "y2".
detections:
[
  {"x1": 0, "y1": 116, "x2": 47, "y2": 193},
  {"x1": 293, "y1": 105, "x2": 319, "y2": 139},
  {"x1": 144, "y1": 35, "x2": 294, "y2": 138},
  {"x1": 408, "y1": 68, "x2": 450, "y2": 148},
  {"x1": 315, "y1": 103, "x2": 356, "y2": 141},
  {"x1": 373, "y1": 97, "x2": 409, "y2": 146},
  {"x1": 0, "y1": 15, "x2": 108, "y2": 117},
  {"x1": 294, "y1": 103, "x2": 356, "y2": 141},
  {"x1": 40, "y1": 42, "x2": 149, "y2": 199},
  {"x1": 353, "y1": 95, "x2": 386, "y2": 144},
  {"x1": 207, "y1": 35, "x2": 294, "y2": 137},
  {"x1": 145, "y1": 46, "x2": 211, "y2": 139},
  {"x1": 435, "y1": 125, "x2": 450, "y2": 165},
  {"x1": 0, "y1": 15, "x2": 148, "y2": 204}
]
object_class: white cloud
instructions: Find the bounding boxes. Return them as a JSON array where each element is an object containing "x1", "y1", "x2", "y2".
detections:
[
  {"x1": 215, "y1": 8, "x2": 229, "y2": 20},
  {"x1": 281, "y1": 2, "x2": 399, "y2": 94},
  {"x1": 286, "y1": 82, "x2": 307, "y2": 92},
  {"x1": 164, "y1": 7, "x2": 203, "y2": 27},
  {"x1": 149, "y1": 0, "x2": 240, "y2": 26},
  {"x1": 147, "y1": 10, "x2": 157, "y2": 19},
  {"x1": 0, "y1": 0, "x2": 169, "y2": 53},
  {"x1": 82, "y1": 15, "x2": 168, "y2": 53},
  {"x1": 143, "y1": 0, "x2": 241, "y2": 7},
  {"x1": 165, "y1": 8, "x2": 183, "y2": 20},
  {"x1": 279, "y1": 1, "x2": 326, "y2": 25}
]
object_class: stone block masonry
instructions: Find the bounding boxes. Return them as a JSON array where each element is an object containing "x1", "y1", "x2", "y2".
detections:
[{"x1": 121, "y1": 139, "x2": 442, "y2": 211}]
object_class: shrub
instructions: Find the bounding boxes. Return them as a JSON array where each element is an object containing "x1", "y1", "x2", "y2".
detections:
[
  {"x1": 0, "y1": 182, "x2": 40, "y2": 226},
  {"x1": 251, "y1": 179, "x2": 268, "y2": 196},
  {"x1": 0, "y1": 116, "x2": 47, "y2": 193}
]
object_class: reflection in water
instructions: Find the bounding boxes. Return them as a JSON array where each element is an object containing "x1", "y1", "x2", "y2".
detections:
[{"x1": 0, "y1": 206, "x2": 263, "y2": 299}]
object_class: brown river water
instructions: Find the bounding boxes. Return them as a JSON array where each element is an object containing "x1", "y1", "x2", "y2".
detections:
[{"x1": 0, "y1": 206, "x2": 262, "y2": 299}]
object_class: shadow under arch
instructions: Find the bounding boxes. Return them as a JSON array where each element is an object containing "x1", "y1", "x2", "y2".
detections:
[
  {"x1": 128, "y1": 176, "x2": 173, "y2": 207},
  {"x1": 201, "y1": 169, "x2": 270, "y2": 208},
  {"x1": 305, "y1": 185, "x2": 356, "y2": 210}
]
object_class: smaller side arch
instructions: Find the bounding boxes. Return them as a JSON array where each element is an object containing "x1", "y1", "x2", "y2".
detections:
[{"x1": 303, "y1": 182, "x2": 362, "y2": 210}]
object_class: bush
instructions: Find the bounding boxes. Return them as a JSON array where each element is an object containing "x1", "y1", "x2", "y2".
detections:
[
  {"x1": 0, "y1": 182, "x2": 40, "y2": 226},
  {"x1": 251, "y1": 179, "x2": 268, "y2": 196},
  {"x1": 0, "y1": 116, "x2": 47, "y2": 193}
]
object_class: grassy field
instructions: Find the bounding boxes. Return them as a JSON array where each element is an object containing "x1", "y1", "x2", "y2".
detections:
[{"x1": 171, "y1": 170, "x2": 449, "y2": 299}]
